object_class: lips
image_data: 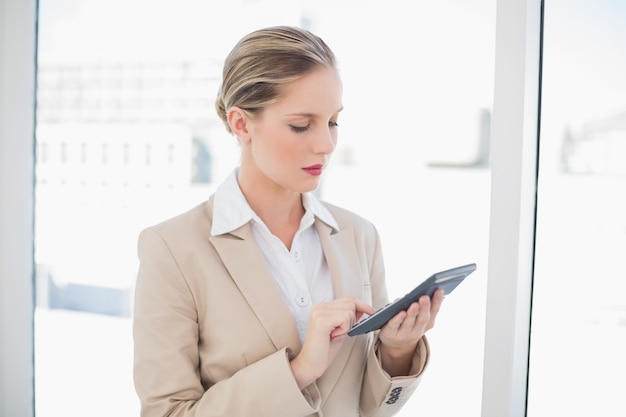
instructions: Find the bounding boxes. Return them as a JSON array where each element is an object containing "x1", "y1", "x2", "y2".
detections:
[{"x1": 302, "y1": 164, "x2": 324, "y2": 177}]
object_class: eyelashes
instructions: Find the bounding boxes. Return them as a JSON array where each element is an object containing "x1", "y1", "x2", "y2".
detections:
[
  {"x1": 290, "y1": 124, "x2": 310, "y2": 133},
  {"x1": 289, "y1": 121, "x2": 339, "y2": 133}
]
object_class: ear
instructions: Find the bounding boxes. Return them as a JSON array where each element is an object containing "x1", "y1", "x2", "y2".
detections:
[{"x1": 227, "y1": 106, "x2": 252, "y2": 143}]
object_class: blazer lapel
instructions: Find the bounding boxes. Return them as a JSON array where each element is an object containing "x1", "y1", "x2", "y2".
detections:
[
  {"x1": 316, "y1": 219, "x2": 363, "y2": 300},
  {"x1": 205, "y1": 199, "x2": 367, "y2": 389},
  {"x1": 315, "y1": 219, "x2": 364, "y2": 393},
  {"x1": 208, "y1": 211, "x2": 302, "y2": 354}
]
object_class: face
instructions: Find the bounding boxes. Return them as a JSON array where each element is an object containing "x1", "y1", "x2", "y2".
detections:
[{"x1": 234, "y1": 66, "x2": 343, "y2": 195}]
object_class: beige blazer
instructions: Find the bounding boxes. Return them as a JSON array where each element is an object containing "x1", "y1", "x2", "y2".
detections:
[{"x1": 133, "y1": 196, "x2": 430, "y2": 417}]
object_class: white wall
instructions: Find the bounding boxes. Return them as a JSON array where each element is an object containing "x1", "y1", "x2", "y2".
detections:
[{"x1": 0, "y1": 0, "x2": 37, "y2": 416}]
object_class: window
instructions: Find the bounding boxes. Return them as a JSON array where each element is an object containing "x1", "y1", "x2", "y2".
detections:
[
  {"x1": 32, "y1": 1, "x2": 495, "y2": 416},
  {"x1": 528, "y1": 1, "x2": 626, "y2": 415}
]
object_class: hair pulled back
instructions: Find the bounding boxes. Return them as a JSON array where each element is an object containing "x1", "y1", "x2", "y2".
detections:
[{"x1": 215, "y1": 26, "x2": 337, "y2": 133}]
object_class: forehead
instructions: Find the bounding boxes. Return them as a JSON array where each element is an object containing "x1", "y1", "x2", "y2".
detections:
[{"x1": 272, "y1": 66, "x2": 343, "y2": 115}]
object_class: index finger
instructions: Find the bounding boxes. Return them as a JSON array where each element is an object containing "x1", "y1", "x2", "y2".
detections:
[
  {"x1": 351, "y1": 297, "x2": 376, "y2": 316},
  {"x1": 337, "y1": 296, "x2": 376, "y2": 317}
]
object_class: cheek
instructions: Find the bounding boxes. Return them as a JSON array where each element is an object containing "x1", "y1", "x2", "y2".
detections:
[
  {"x1": 273, "y1": 139, "x2": 304, "y2": 161},
  {"x1": 268, "y1": 130, "x2": 304, "y2": 155},
  {"x1": 254, "y1": 130, "x2": 301, "y2": 164}
]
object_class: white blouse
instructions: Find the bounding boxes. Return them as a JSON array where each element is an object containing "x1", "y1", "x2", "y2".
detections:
[{"x1": 211, "y1": 169, "x2": 339, "y2": 342}]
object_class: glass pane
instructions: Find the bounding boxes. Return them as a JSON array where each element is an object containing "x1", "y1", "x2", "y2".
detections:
[
  {"x1": 528, "y1": 1, "x2": 626, "y2": 416},
  {"x1": 34, "y1": 1, "x2": 495, "y2": 416}
]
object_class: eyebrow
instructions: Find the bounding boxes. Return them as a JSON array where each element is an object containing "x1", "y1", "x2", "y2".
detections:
[{"x1": 286, "y1": 107, "x2": 344, "y2": 117}]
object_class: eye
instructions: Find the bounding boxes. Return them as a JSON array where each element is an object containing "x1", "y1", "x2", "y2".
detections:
[
  {"x1": 289, "y1": 124, "x2": 310, "y2": 133},
  {"x1": 329, "y1": 120, "x2": 339, "y2": 128}
]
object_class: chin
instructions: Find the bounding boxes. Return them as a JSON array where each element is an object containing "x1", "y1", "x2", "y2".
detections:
[{"x1": 299, "y1": 178, "x2": 322, "y2": 194}]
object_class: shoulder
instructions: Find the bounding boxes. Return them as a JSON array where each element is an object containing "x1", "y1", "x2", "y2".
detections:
[{"x1": 140, "y1": 197, "x2": 214, "y2": 242}]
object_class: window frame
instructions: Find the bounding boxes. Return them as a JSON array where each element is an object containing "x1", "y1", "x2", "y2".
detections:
[
  {"x1": 0, "y1": 0, "x2": 37, "y2": 416},
  {"x1": 481, "y1": 0, "x2": 542, "y2": 416}
]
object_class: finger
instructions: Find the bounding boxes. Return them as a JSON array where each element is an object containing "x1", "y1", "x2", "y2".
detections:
[
  {"x1": 331, "y1": 297, "x2": 376, "y2": 322},
  {"x1": 395, "y1": 302, "x2": 421, "y2": 332},
  {"x1": 382, "y1": 300, "x2": 421, "y2": 331},
  {"x1": 350, "y1": 297, "x2": 376, "y2": 316},
  {"x1": 323, "y1": 297, "x2": 374, "y2": 313},
  {"x1": 330, "y1": 325, "x2": 350, "y2": 340},
  {"x1": 419, "y1": 291, "x2": 444, "y2": 330},
  {"x1": 430, "y1": 289, "x2": 445, "y2": 315},
  {"x1": 385, "y1": 310, "x2": 408, "y2": 333},
  {"x1": 310, "y1": 306, "x2": 355, "y2": 332}
]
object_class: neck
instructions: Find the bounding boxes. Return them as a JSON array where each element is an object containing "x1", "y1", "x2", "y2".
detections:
[{"x1": 237, "y1": 170, "x2": 305, "y2": 250}]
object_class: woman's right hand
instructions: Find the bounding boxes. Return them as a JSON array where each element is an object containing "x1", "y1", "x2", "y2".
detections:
[{"x1": 289, "y1": 297, "x2": 375, "y2": 389}]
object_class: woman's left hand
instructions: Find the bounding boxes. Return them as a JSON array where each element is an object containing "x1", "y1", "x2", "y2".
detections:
[{"x1": 377, "y1": 288, "x2": 445, "y2": 377}]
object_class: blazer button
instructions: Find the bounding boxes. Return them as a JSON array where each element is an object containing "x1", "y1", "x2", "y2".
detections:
[{"x1": 386, "y1": 387, "x2": 403, "y2": 405}]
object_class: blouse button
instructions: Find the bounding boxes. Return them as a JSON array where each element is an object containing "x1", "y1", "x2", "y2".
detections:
[{"x1": 295, "y1": 292, "x2": 309, "y2": 307}]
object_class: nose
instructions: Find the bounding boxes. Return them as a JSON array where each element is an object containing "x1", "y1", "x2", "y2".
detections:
[{"x1": 313, "y1": 126, "x2": 337, "y2": 155}]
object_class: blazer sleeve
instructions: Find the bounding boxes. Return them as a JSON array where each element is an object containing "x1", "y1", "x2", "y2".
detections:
[
  {"x1": 133, "y1": 227, "x2": 320, "y2": 417},
  {"x1": 358, "y1": 223, "x2": 431, "y2": 417}
]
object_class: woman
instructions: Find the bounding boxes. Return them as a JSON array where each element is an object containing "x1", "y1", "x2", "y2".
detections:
[{"x1": 133, "y1": 25, "x2": 445, "y2": 417}]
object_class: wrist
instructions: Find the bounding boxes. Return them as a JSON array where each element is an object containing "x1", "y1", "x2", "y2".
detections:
[
  {"x1": 379, "y1": 340, "x2": 418, "y2": 377},
  {"x1": 289, "y1": 355, "x2": 316, "y2": 390},
  {"x1": 380, "y1": 340, "x2": 418, "y2": 359}
]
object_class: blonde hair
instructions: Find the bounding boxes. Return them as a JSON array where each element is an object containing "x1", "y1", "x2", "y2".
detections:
[{"x1": 215, "y1": 26, "x2": 337, "y2": 133}]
